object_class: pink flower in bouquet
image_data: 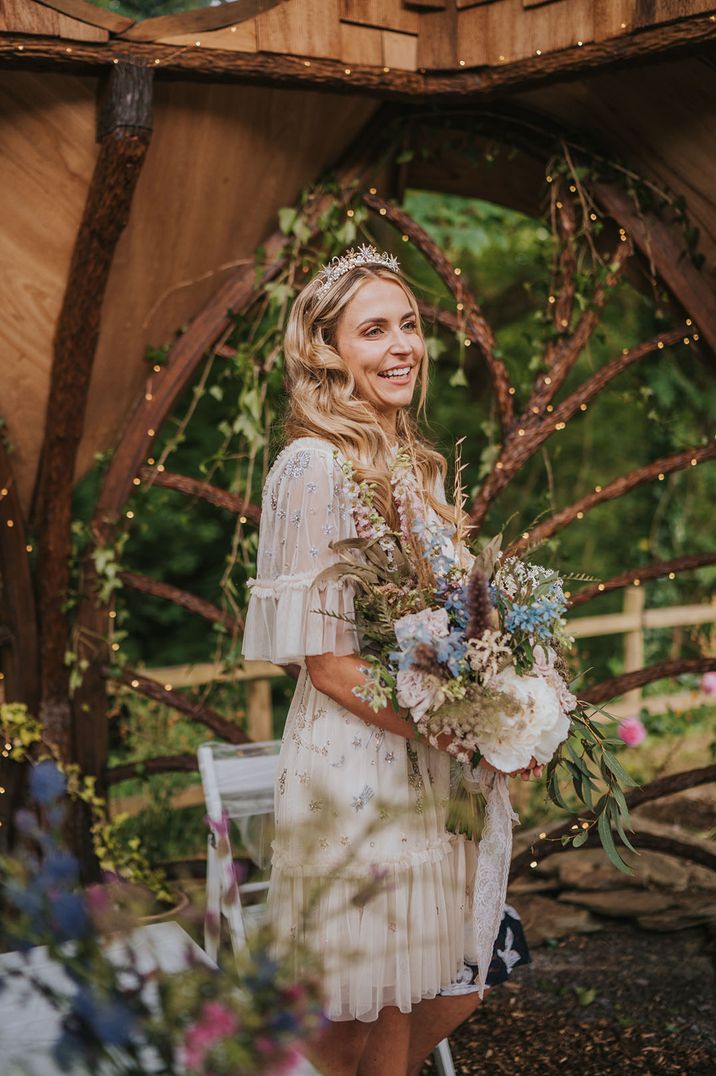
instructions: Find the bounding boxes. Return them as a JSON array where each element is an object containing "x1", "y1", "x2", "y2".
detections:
[
  {"x1": 182, "y1": 1000, "x2": 238, "y2": 1070},
  {"x1": 396, "y1": 668, "x2": 445, "y2": 722},
  {"x1": 617, "y1": 716, "x2": 647, "y2": 747},
  {"x1": 532, "y1": 643, "x2": 556, "y2": 674},
  {"x1": 394, "y1": 607, "x2": 450, "y2": 646},
  {"x1": 701, "y1": 671, "x2": 716, "y2": 697}
]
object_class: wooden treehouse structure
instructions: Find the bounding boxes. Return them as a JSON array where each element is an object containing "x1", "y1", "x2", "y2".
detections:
[{"x1": 1, "y1": 0, "x2": 716, "y2": 873}]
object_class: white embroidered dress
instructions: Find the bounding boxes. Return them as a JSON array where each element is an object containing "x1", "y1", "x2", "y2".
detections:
[{"x1": 242, "y1": 436, "x2": 476, "y2": 1023}]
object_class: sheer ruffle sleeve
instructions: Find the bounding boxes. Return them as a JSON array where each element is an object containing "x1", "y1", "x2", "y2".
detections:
[{"x1": 242, "y1": 439, "x2": 360, "y2": 665}]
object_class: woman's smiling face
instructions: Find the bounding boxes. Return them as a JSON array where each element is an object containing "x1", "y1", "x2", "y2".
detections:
[{"x1": 333, "y1": 276, "x2": 424, "y2": 431}]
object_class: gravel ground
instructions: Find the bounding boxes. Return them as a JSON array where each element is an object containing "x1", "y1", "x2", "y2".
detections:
[{"x1": 422, "y1": 922, "x2": 716, "y2": 1075}]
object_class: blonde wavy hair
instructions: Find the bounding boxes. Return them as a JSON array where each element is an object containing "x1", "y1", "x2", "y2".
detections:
[{"x1": 282, "y1": 263, "x2": 457, "y2": 531}]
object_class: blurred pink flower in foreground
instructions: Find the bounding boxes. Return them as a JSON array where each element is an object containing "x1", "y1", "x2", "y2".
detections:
[
  {"x1": 182, "y1": 1000, "x2": 238, "y2": 1070},
  {"x1": 701, "y1": 671, "x2": 716, "y2": 697},
  {"x1": 617, "y1": 716, "x2": 647, "y2": 747}
]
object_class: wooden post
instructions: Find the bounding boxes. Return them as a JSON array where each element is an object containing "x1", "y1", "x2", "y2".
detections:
[
  {"x1": 247, "y1": 679, "x2": 273, "y2": 742},
  {"x1": 33, "y1": 62, "x2": 153, "y2": 766},
  {"x1": 622, "y1": 586, "x2": 645, "y2": 714}
]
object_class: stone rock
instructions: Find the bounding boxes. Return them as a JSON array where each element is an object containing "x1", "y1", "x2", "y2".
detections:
[
  {"x1": 508, "y1": 877, "x2": 560, "y2": 896},
  {"x1": 511, "y1": 893, "x2": 603, "y2": 946},
  {"x1": 553, "y1": 849, "x2": 642, "y2": 891},
  {"x1": 636, "y1": 891, "x2": 716, "y2": 932},
  {"x1": 557, "y1": 888, "x2": 676, "y2": 917}
]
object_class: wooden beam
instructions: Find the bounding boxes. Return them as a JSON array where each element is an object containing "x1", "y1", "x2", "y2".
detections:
[
  {"x1": 32, "y1": 63, "x2": 153, "y2": 762},
  {"x1": 36, "y1": 0, "x2": 134, "y2": 33},
  {"x1": 2, "y1": 12, "x2": 716, "y2": 97},
  {"x1": 581, "y1": 656, "x2": 716, "y2": 706},
  {"x1": 106, "y1": 665, "x2": 249, "y2": 744},
  {"x1": 138, "y1": 467, "x2": 261, "y2": 525},
  {"x1": 106, "y1": 753, "x2": 197, "y2": 786},
  {"x1": 119, "y1": 570, "x2": 244, "y2": 632},
  {"x1": 508, "y1": 440, "x2": 716, "y2": 554},
  {"x1": 569, "y1": 552, "x2": 716, "y2": 607},
  {"x1": 591, "y1": 179, "x2": 716, "y2": 362}
]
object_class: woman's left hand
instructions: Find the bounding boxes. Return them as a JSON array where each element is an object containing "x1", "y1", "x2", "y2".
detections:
[
  {"x1": 478, "y1": 755, "x2": 544, "y2": 780},
  {"x1": 508, "y1": 756, "x2": 543, "y2": 781}
]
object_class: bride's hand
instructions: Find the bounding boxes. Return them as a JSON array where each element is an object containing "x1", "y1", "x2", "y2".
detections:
[{"x1": 479, "y1": 756, "x2": 544, "y2": 781}]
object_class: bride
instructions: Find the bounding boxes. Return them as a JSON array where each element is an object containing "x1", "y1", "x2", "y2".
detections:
[{"x1": 243, "y1": 246, "x2": 541, "y2": 1075}]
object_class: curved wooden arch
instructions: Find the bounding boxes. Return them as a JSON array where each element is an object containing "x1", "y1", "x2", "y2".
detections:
[{"x1": 77, "y1": 102, "x2": 716, "y2": 771}]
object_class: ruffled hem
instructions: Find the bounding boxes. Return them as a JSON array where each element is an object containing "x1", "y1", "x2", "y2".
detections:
[
  {"x1": 270, "y1": 833, "x2": 456, "y2": 878},
  {"x1": 242, "y1": 576, "x2": 358, "y2": 666},
  {"x1": 267, "y1": 836, "x2": 472, "y2": 1022}
]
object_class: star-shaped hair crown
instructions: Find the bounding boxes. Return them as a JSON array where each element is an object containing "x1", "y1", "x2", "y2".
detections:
[{"x1": 316, "y1": 243, "x2": 401, "y2": 295}]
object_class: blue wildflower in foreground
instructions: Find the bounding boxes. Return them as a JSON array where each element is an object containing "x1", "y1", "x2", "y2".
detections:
[{"x1": 29, "y1": 760, "x2": 67, "y2": 805}]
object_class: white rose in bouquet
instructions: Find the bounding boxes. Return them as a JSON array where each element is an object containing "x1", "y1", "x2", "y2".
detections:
[{"x1": 475, "y1": 664, "x2": 570, "y2": 772}]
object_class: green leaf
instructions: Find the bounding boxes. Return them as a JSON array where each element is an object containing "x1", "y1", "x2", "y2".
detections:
[
  {"x1": 278, "y1": 207, "x2": 297, "y2": 235},
  {"x1": 449, "y1": 367, "x2": 469, "y2": 388},
  {"x1": 548, "y1": 772, "x2": 570, "y2": 810},
  {"x1": 572, "y1": 829, "x2": 589, "y2": 848},
  {"x1": 597, "y1": 809, "x2": 634, "y2": 875},
  {"x1": 613, "y1": 807, "x2": 639, "y2": 855},
  {"x1": 601, "y1": 749, "x2": 639, "y2": 788},
  {"x1": 573, "y1": 986, "x2": 597, "y2": 1006}
]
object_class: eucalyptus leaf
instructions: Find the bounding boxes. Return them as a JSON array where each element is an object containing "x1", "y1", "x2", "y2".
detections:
[
  {"x1": 597, "y1": 810, "x2": 634, "y2": 875},
  {"x1": 601, "y1": 749, "x2": 639, "y2": 788}
]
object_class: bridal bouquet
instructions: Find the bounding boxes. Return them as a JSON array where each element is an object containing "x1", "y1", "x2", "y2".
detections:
[{"x1": 316, "y1": 447, "x2": 637, "y2": 873}]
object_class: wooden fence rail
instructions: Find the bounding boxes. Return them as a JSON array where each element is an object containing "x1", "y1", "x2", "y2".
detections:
[{"x1": 108, "y1": 597, "x2": 716, "y2": 819}]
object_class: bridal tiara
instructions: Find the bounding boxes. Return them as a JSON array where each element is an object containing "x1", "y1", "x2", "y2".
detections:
[{"x1": 316, "y1": 243, "x2": 401, "y2": 295}]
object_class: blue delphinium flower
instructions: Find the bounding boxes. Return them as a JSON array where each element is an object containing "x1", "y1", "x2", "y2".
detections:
[
  {"x1": 29, "y1": 760, "x2": 66, "y2": 805},
  {"x1": 504, "y1": 594, "x2": 566, "y2": 640},
  {"x1": 434, "y1": 630, "x2": 468, "y2": 677},
  {"x1": 444, "y1": 585, "x2": 469, "y2": 629},
  {"x1": 50, "y1": 891, "x2": 89, "y2": 942},
  {"x1": 72, "y1": 986, "x2": 136, "y2": 1046}
]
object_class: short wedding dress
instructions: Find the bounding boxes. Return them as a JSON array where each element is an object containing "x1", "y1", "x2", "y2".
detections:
[{"x1": 242, "y1": 436, "x2": 530, "y2": 1022}]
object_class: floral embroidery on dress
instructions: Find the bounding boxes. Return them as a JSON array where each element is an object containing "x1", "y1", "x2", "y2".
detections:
[
  {"x1": 283, "y1": 449, "x2": 312, "y2": 479},
  {"x1": 352, "y1": 784, "x2": 375, "y2": 811}
]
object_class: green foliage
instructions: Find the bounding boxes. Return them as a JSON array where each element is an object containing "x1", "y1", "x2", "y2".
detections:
[{"x1": 86, "y1": 0, "x2": 217, "y2": 18}]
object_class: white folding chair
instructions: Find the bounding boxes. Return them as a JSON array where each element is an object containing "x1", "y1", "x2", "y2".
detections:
[
  {"x1": 197, "y1": 738, "x2": 456, "y2": 1076},
  {"x1": 198, "y1": 738, "x2": 281, "y2": 962}
]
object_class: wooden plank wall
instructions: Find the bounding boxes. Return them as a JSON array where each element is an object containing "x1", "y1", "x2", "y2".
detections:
[{"x1": 2, "y1": 0, "x2": 716, "y2": 75}]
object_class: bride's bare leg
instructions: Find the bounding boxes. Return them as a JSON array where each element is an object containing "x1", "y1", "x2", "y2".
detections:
[
  {"x1": 406, "y1": 992, "x2": 486, "y2": 1076},
  {"x1": 357, "y1": 1006, "x2": 412, "y2": 1076},
  {"x1": 304, "y1": 1018, "x2": 373, "y2": 1076}
]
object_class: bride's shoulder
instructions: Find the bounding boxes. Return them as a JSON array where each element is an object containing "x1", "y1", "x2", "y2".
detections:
[{"x1": 264, "y1": 436, "x2": 345, "y2": 490}]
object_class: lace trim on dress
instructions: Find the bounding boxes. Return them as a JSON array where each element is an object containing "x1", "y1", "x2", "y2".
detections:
[{"x1": 247, "y1": 573, "x2": 351, "y2": 596}]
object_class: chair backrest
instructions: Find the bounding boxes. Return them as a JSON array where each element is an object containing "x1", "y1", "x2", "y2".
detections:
[{"x1": 198, "y1": 739, "x2": 281, "y2": 822}]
